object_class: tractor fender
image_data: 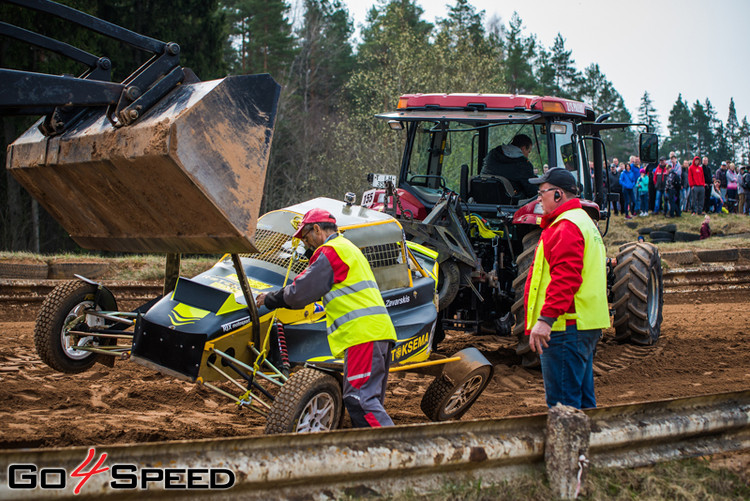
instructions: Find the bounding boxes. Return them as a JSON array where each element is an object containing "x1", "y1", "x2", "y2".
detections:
[
  {"x1": 73, "y1": 274, "x2": 118, "y2": 311},
  {"x1": 441, "y1": 347, "x2": 494, "y2": 386}
]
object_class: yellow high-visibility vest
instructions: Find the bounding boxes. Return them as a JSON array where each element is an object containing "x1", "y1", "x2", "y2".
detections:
[
  {"x1": 321, "y1": 235, "x2": 397, "y2": 358},
  {"x1": 525, "y1": 208, "x2": 610, "y2": 332}
]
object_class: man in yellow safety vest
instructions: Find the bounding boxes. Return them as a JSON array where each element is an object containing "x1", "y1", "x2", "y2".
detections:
[
  {"x1": 255, "y1": 208, "x2": 397, "y2": 427},
  {"x1": 524, "y1": 168, "x2": 610, "y2": 409}
]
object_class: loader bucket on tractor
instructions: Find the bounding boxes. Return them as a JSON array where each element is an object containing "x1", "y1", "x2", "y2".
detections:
[{"x1": 6, "y1": 74, "x2": 280, "y2": 254}]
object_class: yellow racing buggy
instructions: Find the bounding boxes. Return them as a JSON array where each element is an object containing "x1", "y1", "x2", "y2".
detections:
[{"x1": 34, "y1": 197, "x2": 494, "y2": 433}]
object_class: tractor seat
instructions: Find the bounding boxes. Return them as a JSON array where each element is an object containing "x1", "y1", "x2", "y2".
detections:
[{"x1": 469, "y1": 175, "x2": 515, "y2": 205}]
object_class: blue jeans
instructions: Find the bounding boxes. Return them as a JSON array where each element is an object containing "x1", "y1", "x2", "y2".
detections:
[
  {"x1": 667, "y1": 189, "x2": 681, "y2": 217},
  {"x1": 540, "y1": 324, "x2": 601, "y2": 409},
  {"x1": 622, "y1": 188, "x2": 635, "y2": 216},
  {"x1": 639, "y1": 193, "x2": 648, "y2": 213},
  {"x1": 654, "y1": 189, "x2": 664, "y2": 213}
]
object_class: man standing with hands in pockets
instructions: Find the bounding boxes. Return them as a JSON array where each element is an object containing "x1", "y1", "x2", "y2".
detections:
[{"x1": 524, "y1": 169, "x2": 611, "y2": 409}]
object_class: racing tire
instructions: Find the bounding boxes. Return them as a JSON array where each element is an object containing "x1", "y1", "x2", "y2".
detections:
[
  {"x1": 420, "y1": 365, "x2": 492, "y2": 421},
  {"x1": 34, "y1": 280, "x2": 113, "y2": 373},
  {"x1": 612, "y1": 242, "x2": 663, "y2": 345},
  {"x1": 649, "y1": 231, "x2": 674, "y2": 241},
  {"x1": 437, "y1": 260, "x2": 460, "y2": 311},
  {"x1": 511, "y1": 229, "x2": 541, "y2": 368},
  {"x1": 673, "y1": 231, "x2": 700, "y2": 242},
  {"x1": 264, "y1": 368, "x2": 343, "y2": 435}
]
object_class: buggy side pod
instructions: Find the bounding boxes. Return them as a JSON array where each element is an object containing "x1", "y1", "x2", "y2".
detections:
[{"x1": 130, "y1": 260, "x2": 439, "y2": 382}]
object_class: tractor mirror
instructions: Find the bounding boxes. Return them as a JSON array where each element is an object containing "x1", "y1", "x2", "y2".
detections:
[{"x1": 639, "y1": 133, "x2": 659, "y2": 164}]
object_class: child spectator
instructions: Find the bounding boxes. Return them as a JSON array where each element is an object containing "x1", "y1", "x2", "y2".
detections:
[
  {"x1": 699, "y1": 215, "x2": 711, "y2": 240},
  {"x1": 665, "y1": 163, "x2": 682, "y2": 217},
  {"x1": 635, "y1": 168, "x2": 650, "y2": 216},
  {"x1": 652, "y1": 158, "x2": 667, "y2": 215},
  {"x1": 709, "y1": 180, "x2": 724, "y2": 213}
]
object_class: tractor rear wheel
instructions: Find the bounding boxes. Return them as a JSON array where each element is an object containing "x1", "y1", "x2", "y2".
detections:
[
  {"x1": 420, "y1": 365, "x2": 492, "y2": 421},
  {"x1": 265, "y1": 368, "x2": 343, "y2": 434},
  {"x1": 34, "y1": 280, "x2": 112, "y2": 373},
  {"x1": 612, "y1": 242, "x2": 663, "y2": 344},
  {"x1": 511, "y1": 229, "x2": 541, "y2": 368}
]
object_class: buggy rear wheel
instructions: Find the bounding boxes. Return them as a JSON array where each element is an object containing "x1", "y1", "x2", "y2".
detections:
[
  {"x1": 34, "y1": 280, "x2": 113, "y2": 373},
  {"x1": 420, "y1": 365, "x2": 492, "y2": 421},
  {"x1": 265, "y1": 368, "x2": 343, "y2": 434}
]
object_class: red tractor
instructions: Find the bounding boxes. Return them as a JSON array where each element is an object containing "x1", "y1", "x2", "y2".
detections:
[{"x1": 366, "y1": 93, "x2": 663, "y2": 366}]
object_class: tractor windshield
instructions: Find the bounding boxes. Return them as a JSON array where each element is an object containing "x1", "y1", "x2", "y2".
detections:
[{"x1": 403, "y1": 119, "x2": 577, "y2": 200}]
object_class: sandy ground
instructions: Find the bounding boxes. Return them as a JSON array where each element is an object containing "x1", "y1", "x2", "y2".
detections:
[{"x1": 0, "y1": 291, "x2": 748, "y2": 451}]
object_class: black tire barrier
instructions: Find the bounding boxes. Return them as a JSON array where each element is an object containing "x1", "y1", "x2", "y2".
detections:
[
  {"x1": 0, "y1": 262, "x2": 48, "y2": 279},
  {"x1": 673, "y1": 232, "x2": 700, "y2": 242},
  {"x1": 696, "y1": 248, "x2": 740, "y2": 263},
  {"x1": 650, "y1": 231, "x2": 675, "y2": 242},
  {"x1": 655, "y1": 223, "x2": 677, "y2": 233}
]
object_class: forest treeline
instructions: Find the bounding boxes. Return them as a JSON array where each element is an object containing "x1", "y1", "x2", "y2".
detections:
[{"x1": 1, "y1": 0, "x2": 748, "y2": 252}]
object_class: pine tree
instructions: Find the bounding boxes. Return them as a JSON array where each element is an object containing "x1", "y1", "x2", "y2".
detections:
[
  {"x1": 638, "y1": 91, "x2": 660, "y2": 135},
  {"x1": 690, "y1": 100, "x2": 712, "y2": 157},
  {"x1": 575, "y1": 63, "x2": 634, "y2": 159},
  {"x1": 533, "y1": 47, "x2": 559, "y2": 96},
  {"x1": 725, "y1": 98, "x2": 740, "y2": 162},
  {"x1": 666, "y1": 94, "x2": 692, "y2": 157},
  {"x1": 223, "y1": 0, "x2": 295, "y2": 77},
  {"x1": 738, "y1": 116, "x2": 750, "y2": 165},
  {"x1": 437, "y1": 0, "x2": 485, "y2": 49},
  {"x1": 550, "y1": 33, "x2": 580, "y2": 98},
  {"x1": 502, "y1": 12, "x2": 536, "y2": 94}
]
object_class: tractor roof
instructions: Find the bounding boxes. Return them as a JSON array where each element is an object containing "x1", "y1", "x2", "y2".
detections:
[{"x1": 377, "y1": 93, "x2": 595, "y2": 122}]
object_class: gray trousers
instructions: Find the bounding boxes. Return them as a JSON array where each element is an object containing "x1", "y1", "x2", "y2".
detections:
[
  {"x1": 691, "y1": 186, "x2": 705, "y2": 214},
  {"x1": 343, "y1": 340, "x2": 394, "y2": 427}
]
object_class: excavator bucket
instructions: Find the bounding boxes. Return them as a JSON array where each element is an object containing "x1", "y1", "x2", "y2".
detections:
[{"x1": 6, "y1": 74, "x2": 280, "y2": 254}]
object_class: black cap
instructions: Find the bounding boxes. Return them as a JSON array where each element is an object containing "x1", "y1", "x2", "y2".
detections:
[{"x1": 529, "y1": 168, "x2": 578, "y2": 193}]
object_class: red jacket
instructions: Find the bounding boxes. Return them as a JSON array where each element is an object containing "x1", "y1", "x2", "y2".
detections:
[
  {"x1": 688, "y1": 156, "x2": 704, "y2": 187},
  {"x1": 523, "y1": 198, "x2": 585, "y2": 324}
]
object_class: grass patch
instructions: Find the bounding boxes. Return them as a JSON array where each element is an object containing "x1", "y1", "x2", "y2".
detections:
[
  {"x1": 0, "y1": 251, "x2": 218, "y2": 281},
  {"x1": 603, "y1": 213, "x2": 750, "y2": 257},
  {"x1": 340, "y1": 456, "x2": 750, "y2": 501}
]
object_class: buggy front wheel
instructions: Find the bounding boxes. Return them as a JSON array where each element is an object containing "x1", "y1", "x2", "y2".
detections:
[
  {"x1": 264, "y1": 368, "x2": 343, "y2": 434},
  {"x1": 421, "y1": 365, "x2": 492, "y2": 421},
  {"x1": 34, "y1": 280, "x2": 113, "y2": 373}
]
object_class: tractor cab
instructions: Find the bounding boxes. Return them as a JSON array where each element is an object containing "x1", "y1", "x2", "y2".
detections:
[{"x1": 374, "y1": 93, "x2": 658, "y2": 228}]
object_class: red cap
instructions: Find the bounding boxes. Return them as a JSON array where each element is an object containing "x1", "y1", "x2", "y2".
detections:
[{"x1": 293, "y1": 208, "x2": 337, "y2": 238}]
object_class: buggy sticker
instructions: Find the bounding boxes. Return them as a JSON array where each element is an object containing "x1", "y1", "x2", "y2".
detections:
[
  {"x1": 220, "y1": 316, "x2": 251, "y2": 333},
  {"x1": 210, "y1": 275, "x2": 273, "y2": 294},
  {"x1": 313, "y1": 302, "x2": 324, "y2": 313},
  {"x1": 385, "y1": 295, "x2": 410, "y2": 308},
  {"x1": 169, "y1": 303, "x2": 209, "y2": 326},
  {"x1": 391, "y1": 332, "x2": 429, "y2": 363}
]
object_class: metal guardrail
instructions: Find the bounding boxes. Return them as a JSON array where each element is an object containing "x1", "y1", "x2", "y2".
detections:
[{"x1": 1, "y1": 390, "x2": 747, "y2": 499}]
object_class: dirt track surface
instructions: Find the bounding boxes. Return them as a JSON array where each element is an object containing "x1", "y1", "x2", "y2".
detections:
[{"x1": 1, "y1": 291, "x2": 749, "y2": 449}]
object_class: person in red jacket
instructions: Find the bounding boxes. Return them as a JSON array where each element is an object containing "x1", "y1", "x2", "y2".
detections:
[
  {"x1": 524, "y1": 168, "x2": 610, "y2": 409},
  {"x1": 688, "y1": 156, "x2": 705, "y2": 215}
]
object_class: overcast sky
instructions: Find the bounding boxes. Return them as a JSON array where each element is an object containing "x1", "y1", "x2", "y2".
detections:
[{"x1": 341, "y1": 0, "x2": 749, "y2": 133}]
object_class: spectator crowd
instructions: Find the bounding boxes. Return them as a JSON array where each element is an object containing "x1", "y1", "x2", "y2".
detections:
[{"x1": 607, "y1": 153, "x2": 750, "y2": 219}]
